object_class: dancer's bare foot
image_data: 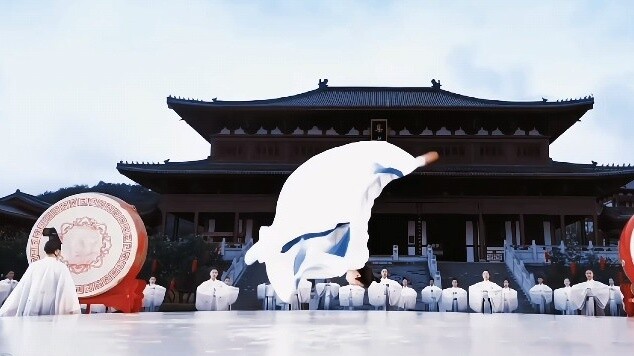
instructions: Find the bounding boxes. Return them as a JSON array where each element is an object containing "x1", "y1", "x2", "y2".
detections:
[{"x1": 416, "y1": 151, "x2": 439, "y2": 167}]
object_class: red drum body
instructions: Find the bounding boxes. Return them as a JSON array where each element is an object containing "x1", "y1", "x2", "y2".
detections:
[
  {"x1": 28, "y1": 193, "x2": 147, "y2": 311},
  {"x1": 619, "y1": 215, "x2": 634, "y2": 316}
]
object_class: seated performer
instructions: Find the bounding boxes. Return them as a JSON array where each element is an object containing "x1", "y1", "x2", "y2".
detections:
[
  {"x1": 570, "y1": 270, "x2": 609, "y2": 316},
  {"x1": 0, "y1": 271, "x2": 18, "y2": 306},
  {"x1": 421, "y1": 279, "x2": 442, "y2": 312},
  {"x1": 0, "y1": 234, "x2": 80, "y2": 317},
  {"x1": 195, "y1": 268, "x2": 229, "y2": 311},
  {"x1": 143, "y1": 277, "x2": 167, "y2": 312},
  {"x1": 529, "y1": 277, "x2": 553, "y2": 314},
  {"x1": 553, "y1": 278, "x2": 577, "y2": 315},
  {"x1": 469, "y1": 271, "x2": 503, "y2": 313},
  {"x1": 244, "y1": 141, "x2": 439, "y2": 302},
  {"x1": 399, "y1": 277, "x2": 418, "y2": 310},
  {"x1": 440, "y1": 279, "x2": 468, "y2": 312},
  {"x1": 501, "y1": 279, "x2": 518, "y2": 313},
  {"x1": 606, "y1": 278, "x2": 624, "y2": 316},
  {"x1": 338, "y1": 283, "x2": 366, "y2": 310}
]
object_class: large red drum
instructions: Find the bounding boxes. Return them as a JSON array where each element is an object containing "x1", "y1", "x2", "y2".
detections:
[
  {"x1": 28, "y1": 193, "x2": 148, "y2": 298},
  {"x1": 620, "y1": 215, "x2": 634, "y2": 284}
]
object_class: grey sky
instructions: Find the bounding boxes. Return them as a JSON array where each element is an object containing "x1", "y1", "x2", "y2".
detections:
[{"x1": 1, "y1": 1, "x2": 633, "y2": 197}]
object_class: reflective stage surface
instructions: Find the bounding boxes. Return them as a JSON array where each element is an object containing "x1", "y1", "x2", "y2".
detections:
[{"x1": 1, "y1": 311, "x2": 633, "y2": 356}]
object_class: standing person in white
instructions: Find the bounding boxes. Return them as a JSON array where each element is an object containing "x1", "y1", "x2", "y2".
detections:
[
  {"x1": 529, "y1": 277, "x2": 553, "y2": 314},
  {"x1": 399, "y1": 277, "x2": 417, "y2": 310},
  {"x1": 244, "y1": 141, "x2": 439, "y2": 302},
  {"x1": 501, "y1": 279, "x2": 518, "y2": 313},
  {"x1": 369, "y1": 268, "x2": 402, "y2": 310},
  {"x1": 421, "y1": 279, "x2": 442, "y2": 312},
  {"x1": 0, "y1": 271, "x2": 18, "y2": 306},
  {"x1": 0, "y1": 238, "x2": 80, "y2": 317},
  {"x1": 570, "y1": 270, "x2": 609, "y2": 316},
  {"x1": 554, "y1": 278, "x2": 577, "y2": 315},
  {"x1": 143, "y1": 277, "x2": 167, "y2": 312},
  {"x1": 440, "y1": 279, "x2": 468, "y2": 312},
  {"x1": 469, "y1": 271, "x2": 503, "y2": 313},
  {"x1": 606, "y1": 278, "x2": 624, "y2": 316},
  {"x1": 196, "y1": 269, "x2": 228, "y2": 311}
]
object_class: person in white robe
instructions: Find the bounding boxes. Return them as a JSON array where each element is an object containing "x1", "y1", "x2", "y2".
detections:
[
  {"x1": 421, "y1": 279, "x2": 442, "y2": 312},
  {"x1": 143, "y1": 277, "x2": 167, "y2": 312},
  {"x1": 398, "y1": 277, "x2": 418, "y2": 310},
  {"x1": 314, "y1": 280, "x2": 339, "y2": 310},
  {"x1": 369, "y1": 268, "x2": 402, "y2": 310},
  {"x1": 338, "y1": 284, "x2": 366, "y2": 310},
  {"x1": 553, "y1": 278, "x2": 577, "y2": 315},
  {"x1": 606, "y1": 278, "x2": 624, "y2": 316},
  {"x1": 0, "y1": 271, "x2": 19, "y2": 306},
  {"x1": 501, "y1": 279, "x2": 518, "y2": 313},
  {"x1": 469, "y1": 271, "x2": 503, "y2": 313},
  {"x1": 244, "y1": 141, "x2": 439, "y2": 302},
  {"x1": 570, "y1": 270, "x2": 609, "y2": 316},
  {"x1": 0, "y1": 239, "x2": 80, "y2": 317},
  {"x1": 195, "y1": 269, "x2": 230, "y2": 311},
  {"x1": 440, "y1": 279, "x2": 468, "y2": 312},
  {"x1": 529, "y1": 277, "x2": 553, "y2": 314}
]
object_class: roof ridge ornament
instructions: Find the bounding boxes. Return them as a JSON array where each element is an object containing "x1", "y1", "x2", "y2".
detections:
[
  {"x1": 431, "y1": 79, "x2": 441, "y2": 90},
  {"x1": 318, "y1": 79, "x2": 329, "y2": 89}
]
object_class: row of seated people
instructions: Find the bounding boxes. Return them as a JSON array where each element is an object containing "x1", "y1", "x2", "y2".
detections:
[
  {"x1": 80, "y1": 269, "x2": 240, "y2": 313},
  {"x1": 528, "y1": 270, "x2": 624, "y2": 316}
]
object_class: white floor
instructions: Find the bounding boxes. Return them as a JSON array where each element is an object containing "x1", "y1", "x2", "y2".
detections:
[{"x1": 1, "y1": 311, "x2": 633, "y2": 356}]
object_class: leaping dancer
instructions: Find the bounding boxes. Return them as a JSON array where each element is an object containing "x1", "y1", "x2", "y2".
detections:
[{"x1": 245, "y1": 140, "x2": 439, "y2": 302}]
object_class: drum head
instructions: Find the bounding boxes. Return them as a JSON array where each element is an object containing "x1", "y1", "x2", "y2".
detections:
[{"x1": 28, "y1": 193, "x2": 147, "y2": 298}]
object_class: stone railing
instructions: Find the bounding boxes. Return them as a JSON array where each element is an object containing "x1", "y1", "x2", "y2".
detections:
[
  {"x1": 510, "y1": 240, "x2": 619, "y2": 265},
  {"x1": 221, "y1": 239, "x2": 253, "y2": 285},
  {"x1": 504, "y1": 241, "x2": 535, "y2": 298},
  {"x1": 427, "y1": 247, "x2": 442, "y2": 287}
]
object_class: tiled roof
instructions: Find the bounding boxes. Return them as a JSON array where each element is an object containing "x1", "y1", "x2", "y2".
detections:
[{"x1": 167, "y1": 86, "x2": 594, "y2": 110}]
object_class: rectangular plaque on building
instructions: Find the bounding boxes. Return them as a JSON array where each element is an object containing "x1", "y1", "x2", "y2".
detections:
[
  {"x1": 370, "y1": 119, "x2": 388, "y2": 141},
  {"x1": 415, "y1": 217, "x2": 423, "y2": 255}
]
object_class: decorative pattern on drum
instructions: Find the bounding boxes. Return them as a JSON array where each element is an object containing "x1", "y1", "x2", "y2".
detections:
[
  {"x1": 27, "y1": 193, "x2": 147, "y2": 298},
  {"x1": 620, "y1": 215, "x2": 634, "y2": 286}
]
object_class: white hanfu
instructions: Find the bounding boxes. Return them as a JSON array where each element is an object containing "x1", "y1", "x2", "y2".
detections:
[
  {"x1": 315, "y1": 282, "x2": 340, "y2": 310},
  {"x1": 421, "y1": 285, "x2": 442, "y2": 312},
  {"x1": 297, "y1": 279, "x2": 313, "y2": 309},
  {"x1": 570, "y1": 280, "x2": 610, "y2": 316},
  {"x1": 143, "y1": 283, "x2": 167, "y2": 312},
  {"x1": 338, "y1": 285, "x2": 366, "y2": 309},
  {"x1": 399, "y1": 286, "x2": 418, "y2": 310},
  {"x1": 469, "y1": 281, "x2": 503, "y2": 313},
  {"x1": 0, "y1": 278, "x2": 19, "y2": 306},
  {"x1": 440, "y1": 287, "x2": 468, "y2": 312},
  {"x1": 369, "y1": 278, "x2": 402, "y2": 310},
  {"x1": 195, "y1": 279, "x2": 229, "y2": 311},
  {"x1": 501, "y1": 287, "x2": 518, "y2": 313},
  {"x1": 245, "y1": 141, "x2": 427, "y2": 302},
  {"x1": 529, "y1": 284, "x2": 553, "y2": 314},
  {"x1": 0, "y1": 256, "x2": 80, "y2": 317},
  {"x1": 553, "y1": 287, "x2": 577, "y2": 315},
  {"x1": 607, "y1": 285, "x2": 624, "y2": 316}
]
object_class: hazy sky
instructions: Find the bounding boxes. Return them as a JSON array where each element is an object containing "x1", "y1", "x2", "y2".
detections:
[{"x1": 1, "y1": 1, "x2": 633, "y2": 197}]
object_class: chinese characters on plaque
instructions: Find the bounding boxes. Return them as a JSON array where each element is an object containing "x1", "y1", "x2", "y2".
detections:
[{"x1": 370, "y1": 119, "x2": 388, "y2": 141}]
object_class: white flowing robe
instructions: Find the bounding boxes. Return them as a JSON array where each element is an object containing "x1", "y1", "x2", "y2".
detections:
[
  {"x1": 244, "y1": 141, "x2": 424, "y2": 302},
  {"x1": 607, "y1": 285, "x2": 624, "y2": 316},
  {"x1": 469, "y1": 281, "x2": 503, "y2": 313},
  {"x1": 553, "y1": 287, "x2": 577, "y2": 315},
  {"x1": 501, "y1": 287, "x2": 518, "y2": 313},
  {"x1": 421, "y1": 285, "x2": 442, "y2": 311},
  {"x1": 440, "y1": 287, "x2": 468, "y2": 312},
  {"x1": 399, "y1": 286, "x2": 418, "y2": 310},
  {"x1": 143, "y1": 284, "x2": 167, "y2": 312},
  {"x1": 338, "y1": 285, "x2": 366, "y2": 308},
  {"x1": 195, "y1": 280, "x2": 229, "y2": 311},
  {"x1": 0, "y1": 257, "x2": 80, "y2": 317},
  {"x1": 529, "y1": 284, "x2": 553, "y2": 314},
  {"x1": 369, "y1": 279, "x2": 402, "y2": 309},
  {"x1": 0, "y1": 278, "x2": 19, "y2": 306},
  {"x1": 315, "y1": 282, "x2": 340, "y2": 310},
  {"x1": 570, "y1": 280, "x2": 610, "y2": 316}
]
